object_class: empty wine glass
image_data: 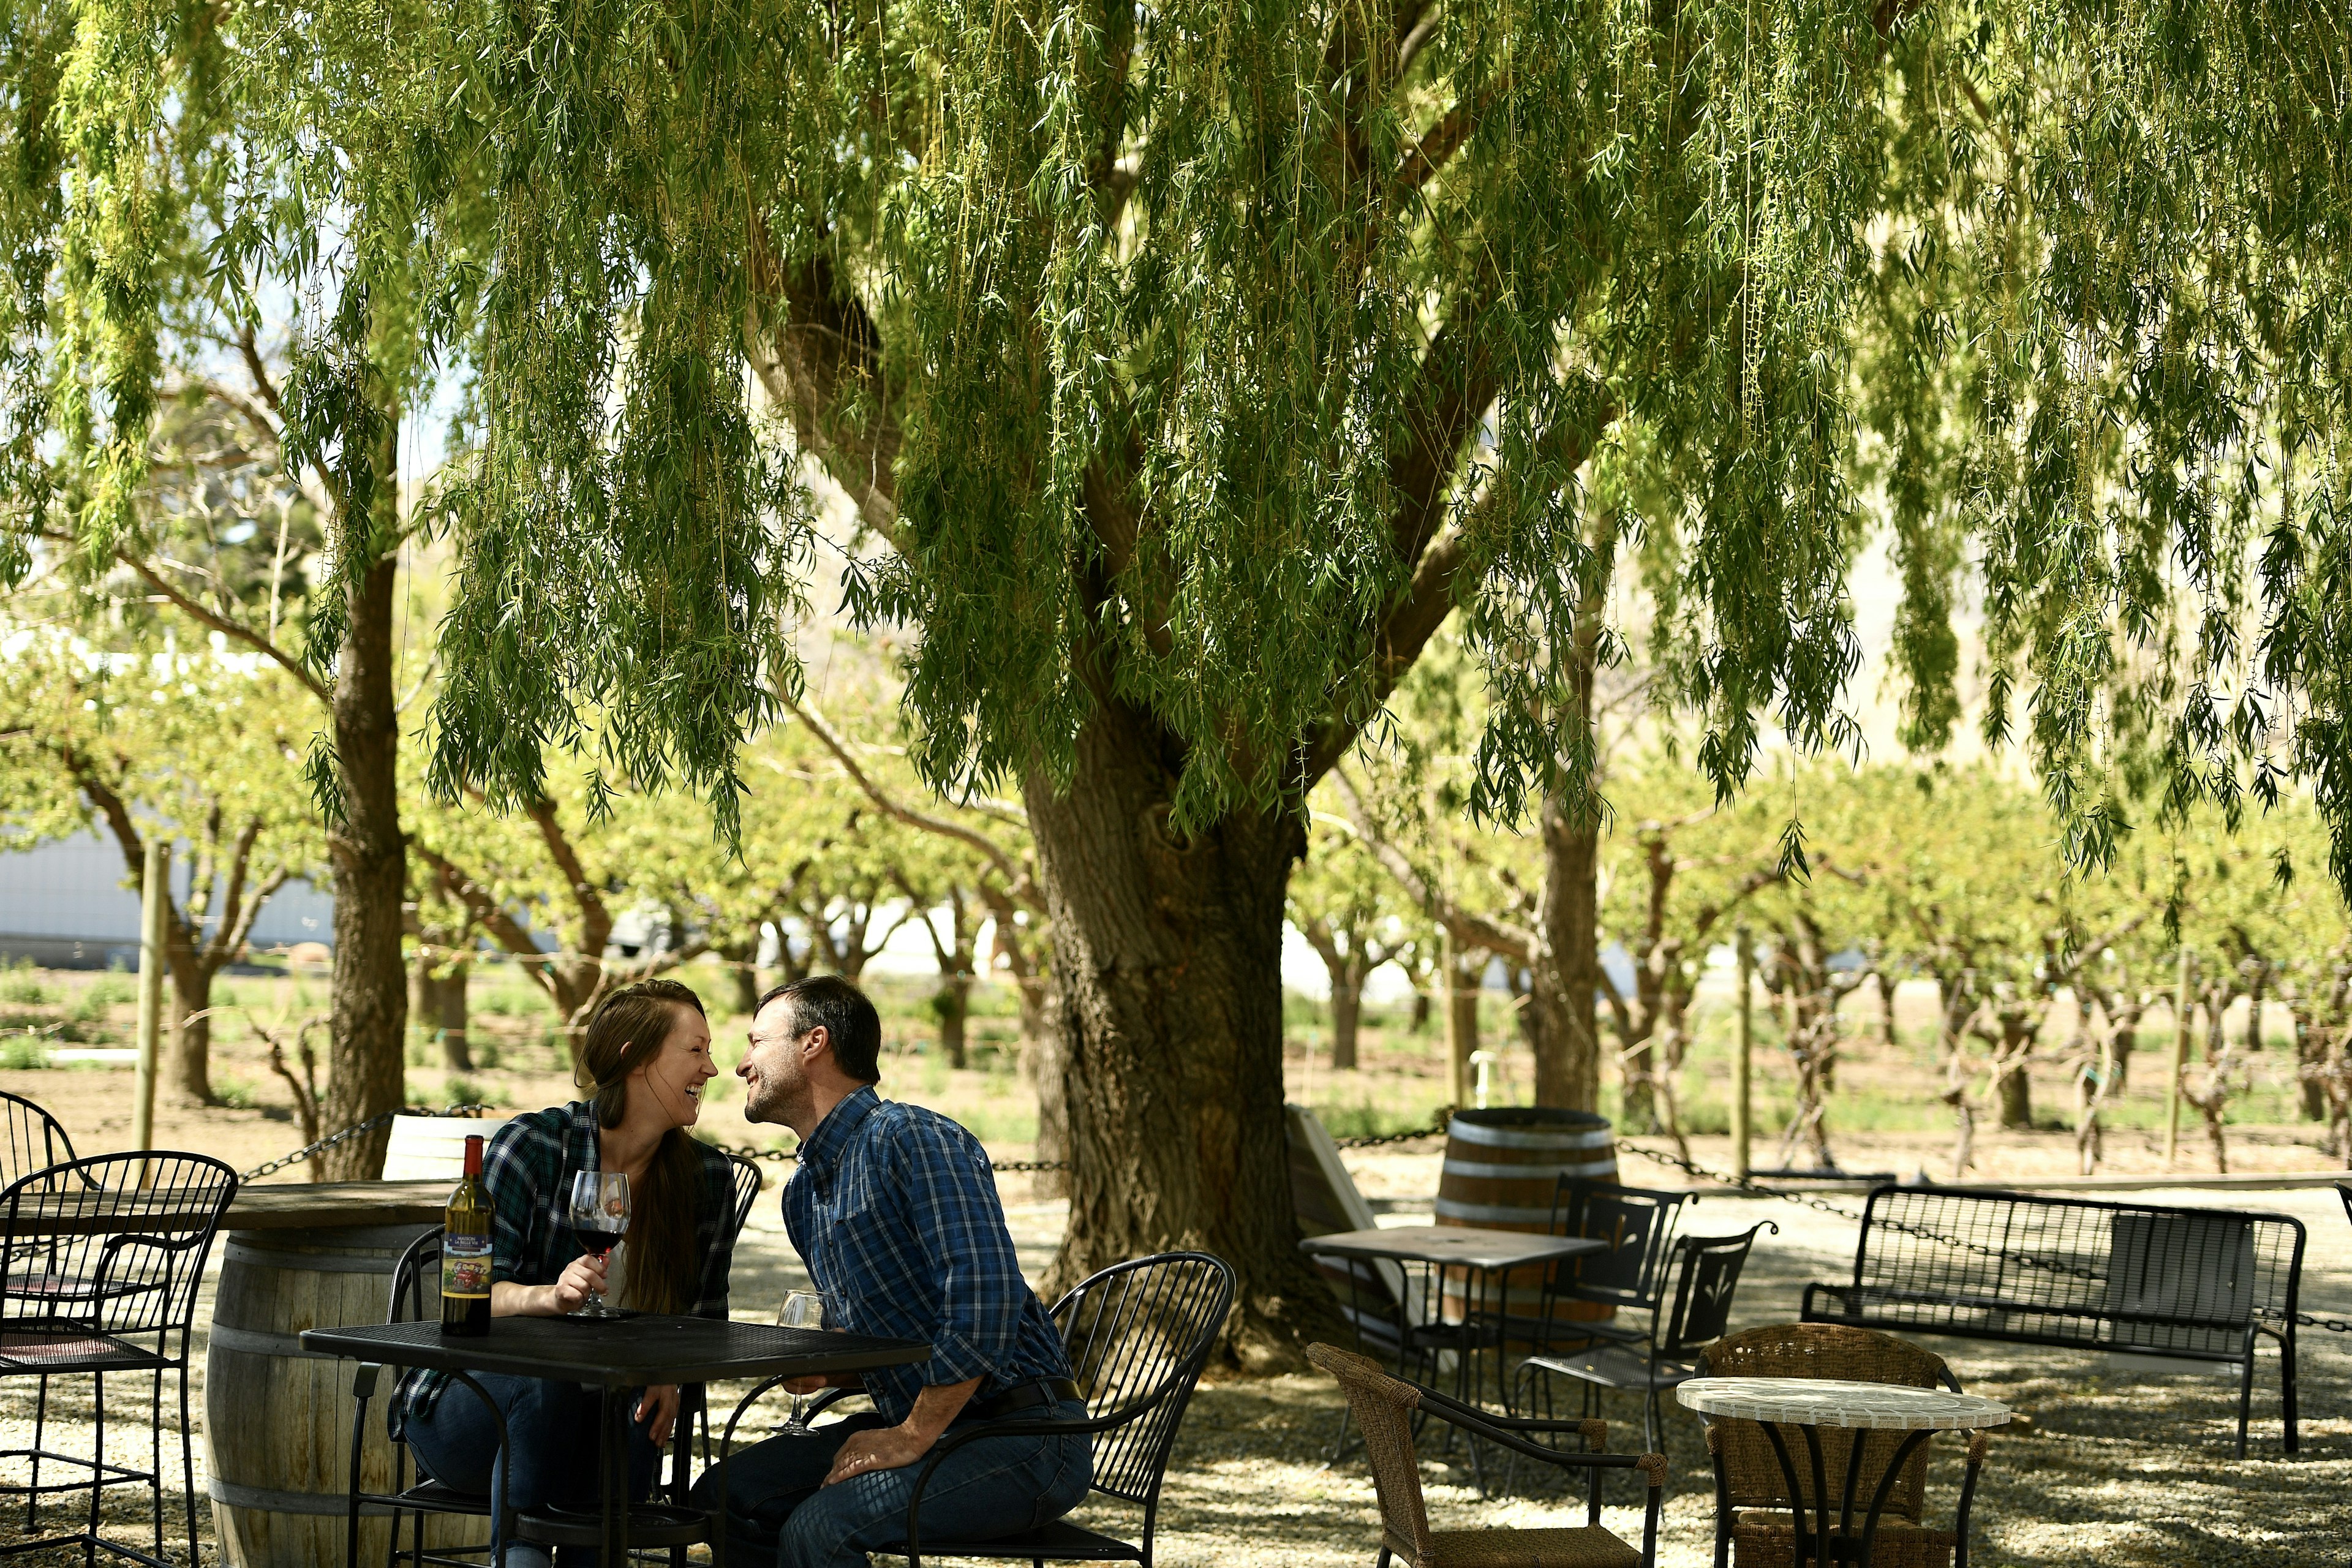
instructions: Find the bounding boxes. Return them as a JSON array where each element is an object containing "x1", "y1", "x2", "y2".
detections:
[
  {"x1": 567, "y1": 1170, "x2": 630, "y2": 1317},
  {"x1": 775, "y1": 1290, "x2": 826, "y2": 1433}
]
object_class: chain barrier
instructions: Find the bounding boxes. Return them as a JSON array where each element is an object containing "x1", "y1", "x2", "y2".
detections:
[{"x1": 238, "y1": 1104, "x2": 497, "y2": 1182}]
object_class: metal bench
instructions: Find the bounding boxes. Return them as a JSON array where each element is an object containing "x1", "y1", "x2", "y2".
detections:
[{"x1": 1802, "y1": 1185, "x2": 2305, "y2": 1455}]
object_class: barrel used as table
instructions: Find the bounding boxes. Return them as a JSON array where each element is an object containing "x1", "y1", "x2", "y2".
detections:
[
  {"x1": 1435, "y1": 1107, "x2": 1618, "y2": 1341},
  {"x1": 199, "y1": 1180, "x2": 463, "y2": 1568}
]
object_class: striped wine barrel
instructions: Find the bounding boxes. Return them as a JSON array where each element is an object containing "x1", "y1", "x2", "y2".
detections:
[{"x1": 1436, "y1": 1107, "x2": 1618, "y2": 1344}]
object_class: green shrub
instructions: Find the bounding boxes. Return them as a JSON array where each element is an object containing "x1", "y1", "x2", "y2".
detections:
[
  {"x1": 445, "y1": 1076, "x2": 484, "y2": 1108},
  {"x1": 0, "y1": 960, "x2": 47, "y2": 1006},
  {"x1": 83, "y1": 975, "x2": 134, "y2": 1009},
  {"x1": 0, "y1": 1036, "x2": 50, "y2": 1070},
  {"x1": 217, "y1": 1077, "x2": 259, "y2": 1109}
]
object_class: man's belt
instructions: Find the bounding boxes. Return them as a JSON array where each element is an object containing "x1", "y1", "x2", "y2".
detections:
[{"x1": 967, "y1": 1378, "x2": 1084, "y2": 1423}]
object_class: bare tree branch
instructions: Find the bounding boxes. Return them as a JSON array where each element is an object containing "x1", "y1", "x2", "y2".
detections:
[{"x1": 112, "y1": 549, "x2": 330, "y2": 703}]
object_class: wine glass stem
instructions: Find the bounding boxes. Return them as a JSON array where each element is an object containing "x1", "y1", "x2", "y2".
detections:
[{"x1": 789, "y1": 1395, "x2": 807, "y2": 1430}]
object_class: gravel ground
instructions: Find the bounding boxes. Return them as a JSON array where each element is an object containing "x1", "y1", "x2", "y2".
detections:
[{"x1": 0, "y1": 1173, "x2": 2345, "y2": 1566}]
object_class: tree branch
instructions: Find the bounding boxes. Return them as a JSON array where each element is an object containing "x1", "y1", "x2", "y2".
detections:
[
  {"x1": 781, "y1": 692, "x2": 1040, "y2": 909},
  {"x1": 744, "y1": 230, "x2": 907, "y2": 550},
  {"x1": 1397, "y1": 100, "x2": 1478, "y2": 196},
  {"x1": 524, "y1": 798, "x2": 613, "y2": 960},
  {"x1": 1330, "y1": 765, "x2": 1534, "y2": 960},
  {"x1": 410, "y1": 842, "x2": 559, "y2": 1000},
  {"x1": 113, "y1": 549, "x2": 329, "y2": 703}
]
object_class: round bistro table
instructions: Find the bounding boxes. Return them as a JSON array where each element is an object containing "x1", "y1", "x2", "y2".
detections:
[{"x1": 1676, "y1": 1376, "x2": 2010, "y2": 1568}]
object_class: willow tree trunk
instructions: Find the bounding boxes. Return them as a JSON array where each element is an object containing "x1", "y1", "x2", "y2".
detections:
[
  {"x1": 1528, "y1": 786, "x2": 1604, "y2": 1110},
  {"x1": 1023, "y1": 707, "x2": 1327, "y2": 1370},
  {"x1": 318, "y1": 541, "x2": 408, "y2": 1179}
]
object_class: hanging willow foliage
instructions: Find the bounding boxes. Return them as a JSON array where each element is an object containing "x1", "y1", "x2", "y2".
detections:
[{"x1": 4, "y1": 0, "x2": 2350, "y2": 884}]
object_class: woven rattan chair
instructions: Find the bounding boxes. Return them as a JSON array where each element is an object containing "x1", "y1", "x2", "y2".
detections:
[
  {"x1": 1308, "y1": 1343, "x2": 1665, "y2": 1568},
  {"x1": 1695, "y1": 1325, "x2": 1987, "y2": 1568}
]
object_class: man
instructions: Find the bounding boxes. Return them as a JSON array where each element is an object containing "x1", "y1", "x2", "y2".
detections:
[{"x1": 692, "y1": 975, "x2": 1090, "y2": 1567}]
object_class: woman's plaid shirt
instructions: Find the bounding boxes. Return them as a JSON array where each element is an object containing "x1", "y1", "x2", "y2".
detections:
[{"x1": 390, "y1": 1101, "x2": 736, "y2": 1435}]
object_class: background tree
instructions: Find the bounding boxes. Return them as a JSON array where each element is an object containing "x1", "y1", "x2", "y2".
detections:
[
  {"x1": 1288, "y1": 826, "x2": 1412, "y2": 1071},
  {"x1": 0, "y1": 637, "x2": 322, "y2": 1102}
]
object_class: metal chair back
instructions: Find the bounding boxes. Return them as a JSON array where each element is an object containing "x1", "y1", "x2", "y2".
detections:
[
  {"x1": 1052, "y1": 1251, "x2": 1234, "y2": 1509},
  {"x1": 1553, "y1": 1179, "x2": 1691, "y2": 1309},
  {"x1": 2339, "y1": 1183, "x2": 2351, "y2": 1229},
  {"x1": 1655, "y1": 1224, "x2": 1775, "y2": 1361},
  {"x1": 0, "y1": 1091, "x2": 81, "y2": 1191},
  {"x1": 726, "y1": 1153, "x2": 763, "y2": 1238},
  {"x1": 389, "y1": 1228, "x2": 443, "y2": 1325},
  {"x1": 0, "y1": 1152, "x2": 238, "y2": 1346}
]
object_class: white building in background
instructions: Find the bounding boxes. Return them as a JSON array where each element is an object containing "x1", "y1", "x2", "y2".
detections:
[{"x1": 0, "y1": 831, "x2": 335, "y2": 969}]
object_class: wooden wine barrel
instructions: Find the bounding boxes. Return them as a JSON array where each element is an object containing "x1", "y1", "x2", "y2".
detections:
[
  {"x1": 1436, "y1": 1107, "x2": 1618, "y2": 1344},
  {"x1": 204, "y1": 1222, "x2": 471, "y2": 1568}
]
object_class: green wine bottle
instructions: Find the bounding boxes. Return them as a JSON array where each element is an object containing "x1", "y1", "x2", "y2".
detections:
[{"x1": 441, "y1": 1134, "x2": 492, "y2": 1336}]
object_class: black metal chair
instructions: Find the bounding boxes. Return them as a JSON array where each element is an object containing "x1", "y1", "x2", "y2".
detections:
[
  {"x1": 2337, "y1": 1182, "x2": 2350, "y2": 1230},
  {"x1": 1540, "y1": 1181, "x2": 1695, "y2": 1346},
  {"x1": 726, "y1": 1153, "x2": 764, "y2": 1237},
  {"x1": 722, "y1": 1251, "x2": 1236, "y2": 1568},
  {"x1": 0, "y1": 1090, "x2": 80, "y2": 1189},
  {"x1": 1513, "y1": 1223, "x2": 1778, "y2": 1453},
  {"x1": 0, "y1": 1150, "x2": 238, "y2": 1567}
]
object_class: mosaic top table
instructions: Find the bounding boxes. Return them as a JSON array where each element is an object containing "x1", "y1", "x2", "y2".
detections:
[{"x1": 1677, "y1": 1376, "x2": 2010, "y2": 1568}]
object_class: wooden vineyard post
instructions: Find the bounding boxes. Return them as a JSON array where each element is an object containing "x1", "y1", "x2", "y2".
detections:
[
  {"x1": 2165, "y1": 945, "x2": 2193, "y2": 1168},
  {"x1": 134, "y1": 837, "x2": 168, "y2": 1187},
  {"x1": 1733, "y1": 927, "x2": 1754, "y2": 1180}
]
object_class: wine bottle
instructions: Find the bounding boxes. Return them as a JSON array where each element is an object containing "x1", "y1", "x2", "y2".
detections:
[{"x1": 440, "y1": 1134, "x2": 492, "y2": 1336}]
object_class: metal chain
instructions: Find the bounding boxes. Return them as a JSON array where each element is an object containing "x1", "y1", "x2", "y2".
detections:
[
  {"x1": 238, "y1": 1104, "x2": 497, "y2": 1182},
  {"x1": 698, "y1": 1140, "x2": 1069, "y2": 1174}
]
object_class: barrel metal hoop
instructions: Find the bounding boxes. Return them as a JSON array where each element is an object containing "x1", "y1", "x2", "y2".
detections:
[
  {"x1": 207, "y1": 1477, "x2": 398, "y2": 1518},
  {"x1": 1433, "y1": 1198, "x2": 1561, "y2": 1225},
  {"x1": 1440, "y1": 1157, "x2": 1620, "y2": 1182},
  {"x1": 206, "y1": 1325, "x2": 344, "y2": 1362},
  {"x1": 1446, "y1": 1120, "x2": 1615, "y2": 1151},
  {"x1": 224, "y1": 1240, "x2": 409, "y2": 1275}
]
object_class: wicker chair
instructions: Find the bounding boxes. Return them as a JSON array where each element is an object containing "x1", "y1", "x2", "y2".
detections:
[
  {"x1": 1308, "y1": 1343, "x2": 1665, "y2": 1568},
  {"x1": 1695, "y1": 1325, "x2": 1989, "y2": 1568}
]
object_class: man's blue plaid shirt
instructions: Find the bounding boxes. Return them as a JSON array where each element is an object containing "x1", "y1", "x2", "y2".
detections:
[
  {"x1": 390, "y1": 1101, "x2": 736, "y2": 1436},
  {"x1": 783, "y1": 1085, "x2": 1069, "y2": 1425}
]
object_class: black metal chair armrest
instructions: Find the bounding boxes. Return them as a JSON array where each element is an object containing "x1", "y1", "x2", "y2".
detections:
[{"x1": 1415, "y1": 1392, "x2": 1657, "y2": 1474}]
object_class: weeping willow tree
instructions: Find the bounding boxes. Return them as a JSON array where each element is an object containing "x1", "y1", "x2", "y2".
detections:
[{"x1": 7, "y1": 0, "x2": 2349, "y2": 1359}]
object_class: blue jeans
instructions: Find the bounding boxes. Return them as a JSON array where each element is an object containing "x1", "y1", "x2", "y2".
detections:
[
  {"x1": 689, "y1": 1400, "x2": 1093, "y2": 1568},
  {"x1": 400, "y1": 1373, "x2": 662, "y2": 1566}
]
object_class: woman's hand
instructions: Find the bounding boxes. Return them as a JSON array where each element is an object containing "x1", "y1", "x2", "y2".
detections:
[
  {"x1": 636, "y1": 1384, "x2": 680, "y2": 1447},
  {"x1": 548, "y1": 1253, "x2": 606, "y2": 1314},
  {"x1": 488, "y1": 1256, "x2": 605, "y2": 1318}
]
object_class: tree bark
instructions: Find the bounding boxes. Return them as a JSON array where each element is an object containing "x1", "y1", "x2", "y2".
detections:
[
  {"x1": 936, "y1": 975, "x2": 971, "y2": 1069},
  {"x1": 731, "y1": 956, "x2": 764, "y2": 1019},
  {"x1": 1022, "y1": 706, "x2": 1329, "y2": 1371},
  {"x1": 318, "y1": 540, "x2": 408, "y2": 1180},
  {"x1": 1994, "y1": 1050, "x2": 2033, "y2": 1130},
  {"x1": 1528, "y1": 786, "x2": 1604, "y2": 1110},
  {"x1": 410, "y1": 952, "x2": 473, "y2": 1073},
  {"x1": 164, "y1": 927, "x2": 219, "y2": 1107}
]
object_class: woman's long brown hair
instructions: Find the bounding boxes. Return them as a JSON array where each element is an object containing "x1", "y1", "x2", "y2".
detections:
[{"x1": 577, "y1": 978, "x2": 709, "y2": 1315}]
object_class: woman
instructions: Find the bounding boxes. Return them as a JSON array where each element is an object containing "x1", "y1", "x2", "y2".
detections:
[{"x1": 391, "y1": 978, "x2": 736, "y2": 1567}]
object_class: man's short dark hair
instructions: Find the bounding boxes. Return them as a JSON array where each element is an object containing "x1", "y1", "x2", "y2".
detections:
[{"x1": 756, "y1": 974, "x2": 883, "y2": 1084}]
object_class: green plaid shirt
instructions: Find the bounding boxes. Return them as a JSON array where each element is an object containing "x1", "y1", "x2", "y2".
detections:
[{"x1": 390, "y1": 1102, "x2": 737, "y2": 1436}]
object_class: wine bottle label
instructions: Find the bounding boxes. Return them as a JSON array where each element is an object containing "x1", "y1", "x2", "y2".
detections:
[{"x1": 442, "y1": 1233, "x2": 492, "y2": 1299}]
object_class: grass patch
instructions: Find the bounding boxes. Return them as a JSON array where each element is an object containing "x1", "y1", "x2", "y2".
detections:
[
  {"x1": 0, "y1": 1037, "x2": 50, "y2": 1070},
  {"x1": 217, "y1": 1076, "x2": 260, "y2": 1109},
  {"x1": 0, "y1": 960, "x2": 47, "y2": 1007}
]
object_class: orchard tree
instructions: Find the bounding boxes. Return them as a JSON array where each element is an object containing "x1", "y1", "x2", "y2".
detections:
[
  {"x1": 1288, "y1": 824, "x2": 1413, "y2": 1071},
  {"x1": 0, "y1": 636, "x2": 322, "y2": 1102}
]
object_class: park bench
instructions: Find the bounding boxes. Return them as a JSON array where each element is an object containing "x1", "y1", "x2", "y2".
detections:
[{"x1": 1801, "y1": 1185, "x2": 2305, "y2": 1455}]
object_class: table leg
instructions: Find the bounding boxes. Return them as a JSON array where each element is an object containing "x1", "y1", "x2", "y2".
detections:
[
  {"x1": 1836, "y1": 1423, "x2": 1865, "y2": 1555},
  {"x1": 1854, "y1": 1428, "x2": 1931, "y2": 1568},
  {"x1": 601, "y1": 1385, "x2": 629, "y2": 1568},
  {"x1": 1758, "y1": 1422, "x2": 1816, "y2": 1568}
]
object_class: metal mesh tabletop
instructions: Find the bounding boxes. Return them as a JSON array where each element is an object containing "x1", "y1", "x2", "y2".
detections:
[{"x1": 301, "y1": 1315, "x2": 929, "y2": 1386}]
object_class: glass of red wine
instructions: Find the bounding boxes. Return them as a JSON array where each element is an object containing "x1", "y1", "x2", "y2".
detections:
[{"x1": 567, "y1": 1170, "x2": 630, "y2": 1317}]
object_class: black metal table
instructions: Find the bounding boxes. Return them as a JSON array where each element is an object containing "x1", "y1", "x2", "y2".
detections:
[{"x1": 300, "y1": 1316, "x2": 929, "y2": 1565}]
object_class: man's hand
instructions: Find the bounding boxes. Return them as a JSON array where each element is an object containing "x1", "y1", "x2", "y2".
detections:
[
  {"x1": 820, "y1": 1376, "x2": 981, "y2": 1488},
  {"x1": 636, "y1": 1384, "x2": 680, "y2": 1447},
  {"x1": 821, "y1": 1423, "x2": 937, "y2": 1485}
]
